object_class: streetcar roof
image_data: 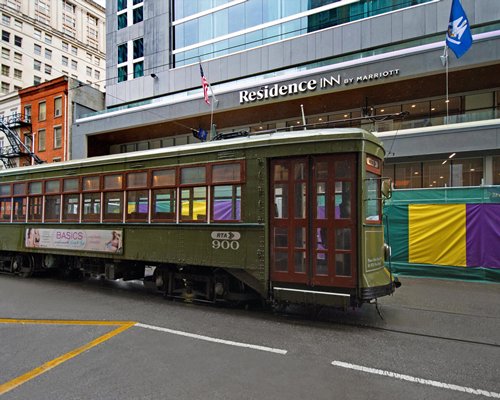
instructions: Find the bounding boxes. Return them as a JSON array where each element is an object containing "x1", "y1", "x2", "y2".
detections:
[{"x1": 0, "y1": 128, "x2": 382, "y2": 178}]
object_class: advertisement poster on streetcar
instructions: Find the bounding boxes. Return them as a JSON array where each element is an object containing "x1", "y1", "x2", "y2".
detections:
[{"x1": 25, "y1": 228, "x2": 123, "y2": 254}]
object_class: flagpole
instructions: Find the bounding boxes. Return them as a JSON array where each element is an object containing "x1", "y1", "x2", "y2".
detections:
[{"x1": 444, "y1": 46, "x2": 449, "y2": 124}]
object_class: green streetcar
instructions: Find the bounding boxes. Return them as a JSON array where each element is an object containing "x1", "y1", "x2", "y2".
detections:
[{"x1": 0, "y1": 128, "x2": 399, "y2": 308}]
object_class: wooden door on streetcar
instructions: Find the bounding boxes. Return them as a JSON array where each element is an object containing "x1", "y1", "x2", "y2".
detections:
[{"x1": 270, "y1": 155, "x2": 357, "y2": 288}]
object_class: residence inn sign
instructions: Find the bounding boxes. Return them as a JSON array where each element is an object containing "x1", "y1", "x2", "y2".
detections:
[{"x1": 239, "y1": 69, "x2": 401, "y2": 104}]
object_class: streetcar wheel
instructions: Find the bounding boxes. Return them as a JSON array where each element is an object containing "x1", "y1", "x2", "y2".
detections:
[{"x1": 11, "y1": 254, "x2": 34, "y2": 278}]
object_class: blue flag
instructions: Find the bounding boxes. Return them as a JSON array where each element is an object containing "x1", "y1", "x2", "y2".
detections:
[{"x1": 446, "y1": 0, "x2": 473, "y2": 58}]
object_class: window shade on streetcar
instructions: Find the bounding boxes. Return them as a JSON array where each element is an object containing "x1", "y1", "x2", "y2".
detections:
[
  {"x1": 83, "y1": 176, "x2": 99, "y2": 191},
  {"x1": 127, "y1": 172, "x2": 147, "y2": 188},
  {"x1": 126, "y1": 190, "x2": 148, "y2": 221},
  {"x1": 63, "y1": 178, "x2": 79, "y2": 192},
  {"x1": 181, "y1": 187, "x2": 206, "y2": 221},
  {"x1": 212, "y1": 163, "x2": 241, "y2": 183},
  {"x1": 63, "y1": 194, "x2": 79, "y2": 221},
  {"x1": 181, "y1": 166, "x2": 206, "y2": 185},
  {"x1": 104, "y1": 175, "x2": 123, "y2": 190},
  {"x1": 29, "y1": 182, "x2": 42, "y2": 195},
  {"x1": 152, "y1": 169, "x2": 175, "y2": 187},
  {"x1": 45, "y1": 180, "x2": 60, "y2": 194},
  {"x1": 45, "y1": 195, "x2": 61, "y2": 221},
  {"x1": 152, "y1": 188, "x2": 176, "y2": 221}
]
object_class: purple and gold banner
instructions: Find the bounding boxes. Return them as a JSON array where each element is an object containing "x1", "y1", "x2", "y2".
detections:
[
  {"x1": 408, "y1": 204, "x2": 500, "y2": 269},
  {"x1": 25, "y1": 228, "x2": 123, "y2": 254}
]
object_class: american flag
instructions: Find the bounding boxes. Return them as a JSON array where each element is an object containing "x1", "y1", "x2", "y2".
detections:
[{"x1": 200, "y1": 64, "x2": 210, "y2": 105}]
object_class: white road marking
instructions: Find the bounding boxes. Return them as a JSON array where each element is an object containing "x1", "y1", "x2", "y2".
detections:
[
  {"x1": 135, "y1": 322, "x2": 288, "y2": 355},
  {"x1": 332, "y1": 361, "x2": 500, "y2": 398}
]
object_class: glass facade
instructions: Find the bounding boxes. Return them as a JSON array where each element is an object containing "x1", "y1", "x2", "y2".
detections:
[
  {"x1": 385, "y1": 158, "x2": 484, "y2": 189},
  {"x1": 172, "y1": 0, "x2": 434, "y2": 67}
]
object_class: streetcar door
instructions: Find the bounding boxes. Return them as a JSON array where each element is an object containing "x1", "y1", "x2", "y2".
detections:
[{"x1": 270, "y1": 155, "x2": 357, "y2": 288}]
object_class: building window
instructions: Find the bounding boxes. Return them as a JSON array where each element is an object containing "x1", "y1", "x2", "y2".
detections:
[
  {"x1": 118, "y1": 43, "x2": 127, "y2": 63},
  {"x1": 14, "y1": 35, "x2": 21, "y2": 47},
  {"x1": 34, "y1": 28, "x2": 42, "y2": 40},
  {"x1": 71, "y1": 59, "x2": 77, "y2": 70},
  {"x1": 71, "y1": 46, "x2": 77, "y2": 56},
  {"x1": 45, "y1": 64, "x2": 52, "y2": 75},
  {"x1": 62, "y1": 55, "x2": 68, "y2": 66},
  {"x1": 1, "y1": 64, "x2": 9, "y2": 76},
  {"x1": 86, "y1": 66, "x2": 92, "y2": 76},
  {"x1": 1, "y1": 82, "x2": 8, "y2": 94},
  {"x1": 117, "y1": 0, "x2": 127, "y2": 12},
  {"x1": 14, "y1": 52, "x2": 21, "y2": 63},
  {"x1": 14, "y1": 19, "x2": 22, "y2": 29},
  {"x1": 54, "y1": 126, "x2": 62, "y2": 148},
  {"x1": 95, "y1": 57, "x2": 100, "y2": 66},
  {"x1": 118, "y1": 66, "x2": 127, "y2": 82},
  {"x1": 34, "y1": 76, "x2": 41, "y2": 85},
  {"x1": 94, "y1": 70, "x2": 100, "y2": 79},
  {"x1": 34, "y1": 60, "x2": 41, "y2": 71},
  {"x1": 38, "y1": 101, "x2": 46, "y2": 121},
  {"x1": 1, "y1": 47, "x2": 9, "y2": 59},
  {"x1": 133, "y1": 37, "x2": 143, "y2": 58},
  {"x1": 38, "y1": 129, "x2": 46, "y2": 151},
  {"x1": 451, "y1": 158, "x2": 483, "y2": 187},
  {"x1": 45, "y1": 48, "x2": 52, "y2": 60},
  {"x1": 118, "y1": 13, "x2": 127, "y2": 29},
  {"x1": 493, "y1": 156, "x2": 500, "y2": 185},
  {"x1": 34, "y1": 44, "x2": 41, "y2": 55},
  {"x1": 54, "y1": 97, "x2": 62, "y2": 117},
  {"x1": 117, "y1": 37, "x2": 144, "y2": 81},
  {"x1": 133, "y1": 6, "x2": 143, "y2": 24},
  {"x1": 62, "y1": 41, "x2": 69, "y2": 51},
  {"x1": 2, "y1": 15, "x2": 11, "y2": 25},
  {"x1": 45, "y1": 34, "x2": 52, "y2": 44},
  {"x1": 133, "y1": 61, "x2": 143, "y2": 78},
  {"x1": 14, "y1": 68, "x2": 21, "y2": 79},
  {"x1": 2, "y1": 30, "x2": 10, "y2": 42}
]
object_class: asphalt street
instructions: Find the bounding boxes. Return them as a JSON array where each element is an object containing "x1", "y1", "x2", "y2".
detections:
[{"x1": 0, "y1": 274, "x2": 499, "y2": 400}]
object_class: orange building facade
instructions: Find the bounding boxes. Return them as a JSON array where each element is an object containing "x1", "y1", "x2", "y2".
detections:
[{"x1": 19, "y1": 76, "x2": 69, "y2": 164}]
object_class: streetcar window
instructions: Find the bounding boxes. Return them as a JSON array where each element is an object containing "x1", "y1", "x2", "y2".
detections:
[
  {"x1": 103, "y1": 192, "x2": 123, "y2": 221},
  {"x1": 365, "y1": 172, "x2": 381, "y2": 222},
  {"x1": 12, "y1": 197, "x2": 26, "y2": 221},
  {"x1": 63, "y1": 194, "x2": 79, "y2": 221},
  {"x1": 104, "y1": 174, "x2": 123, "y2": 190},
  {"x1": 0, "y1": 184, "x2": 11, "y2": 196},
  {"x1": 45, "y1": 180, "x2": 60, "y2": 194},
  {"x1": 29, "y1": 181, "x2": 42, "y2": 195},
  {"x1": 13, "y1": 183, "x2": 26, "y2": 195},
  {"x1": 152, "y1": 188, "x2": 176, "y2": 221},
  {"x1": 127, "y1": 172, "x2": 147, "y2": 188},
  {"x1": 273, "y1": 184, "x2": 288, "y2": 219},
  {"x1": 212, "y1": 163, "x2": 241, "y2": 183},
  {"x1": 63, "y1": 178, "x2": 79, "y2": 192},
  {"x1": 83, "y1": 193, "x2": 101, "y2": 221},
  {"x1": 335, "y1": 253, "x2": 352, "y2": 276},
  {"x1": 152, "y1": 169, "x2": 175, "y2": 187},
  {"x1": 335, "y1": 181, "x2": 351, "y2": 219},
  {"x1": 335, "y1": 159, "x2": 353, "y2": 178},
  {"x1": 83, "y1": 176, "x2": 100, "y2": 191},
  {"x1": 181, "y1": 166, "x2": 206, "y2": 185},
  {"x1": 0, "y1": 198, "x2": 11, "y2": 221},
  {"x1": 273, "y1": 164, "x2": 288, "y2": 181},
  {"x1": 213, "y1": 185, "x2": 241, "y2": 221},
  {"x1": 316, "y1": 183, "x2": 326, "y2": 219},
  {"x1": 44, "y1": 195, "x2": 61, "y2": 221},
  {"x1": 181, "y1": 187, "x2": 206, "y2": 221},
  {"x1": 126, "y1": 190, "x2": 148, "y2": 221},
  {"x1": 28, "y1": 196, "x2": 43, "y2": 221}
]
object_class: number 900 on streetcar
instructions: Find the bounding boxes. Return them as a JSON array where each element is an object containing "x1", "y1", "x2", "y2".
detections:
[{"x1": 0, "y1": 128, "x2": 400, "y2": 309}]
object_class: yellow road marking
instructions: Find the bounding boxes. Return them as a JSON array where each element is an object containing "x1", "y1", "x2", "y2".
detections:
[{"x1": 0, "y1": 320, "x2": 136, "y2": 396}]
